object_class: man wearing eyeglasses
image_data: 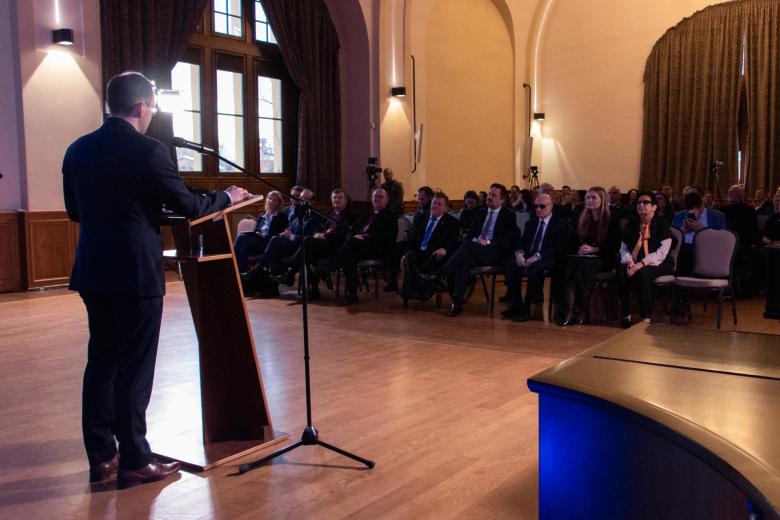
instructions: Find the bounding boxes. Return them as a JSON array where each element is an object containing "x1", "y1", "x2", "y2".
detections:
[
  {"x1": 63, "y1": 71, "x2": 249, "y2": 489},
  {"x1": 502, "y1": 193, "x2": 571, "y2": 322}
]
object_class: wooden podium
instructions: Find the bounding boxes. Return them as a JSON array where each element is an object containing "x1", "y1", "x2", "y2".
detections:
[{"x1": 156, "y1": 196, "x2": 287, "y2": 470}]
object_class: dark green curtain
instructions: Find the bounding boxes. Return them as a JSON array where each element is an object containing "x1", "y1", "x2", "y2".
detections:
[
  {"x1": 261, "y1": 0, "x2": 341, "y2": 198},
  {"x1": 100, "y1": 0, "x2": 208, "y2": 144}
]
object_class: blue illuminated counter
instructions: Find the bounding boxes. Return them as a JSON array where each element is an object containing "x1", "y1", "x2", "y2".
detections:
[{"x1": 528, "y1": 323, "x2": 780, "y2": 519}]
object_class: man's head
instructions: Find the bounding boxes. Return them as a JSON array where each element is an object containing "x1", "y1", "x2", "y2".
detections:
[
  {"x1": 608, "y1": 186, "x2": 621, "y2": 205},
  {"x1": 430, "y1": 194, "x2": 449, "y2": 219},
  {"x1": 509, "y1": 185, "x2": 521, "y2": 204},
  {"x1": 372, "y1": 188, "x2": 389, "y2": 211},
  {"x1": 300, "y1": 189, "x2": 314, "y2": 204},
  {"x1": 534, "y1": 194, "x2": 553, "y2": 220},
  {"x1": 290, "y1": 185, "x2": 304, "y2": 199},
  {"x1": 383, "y1": 168, "x2": 394, "y2": 181},
  {"x1": 538, "y1": 183, "x2": 555, "y2": 197},
  {"x1": 417, "y1": 186, "x2": 434, "y2": 210},
  {"x1": 661, "y1": 183, "x2": 674, "y2": 199},
  {"x1": 487, "y1": 183, "x2": 507, "y2": 210},
  {"x1": 463, "y1": 190, "x2": 479, "y2": 210},
  {"x1": 703, "y1": 191, "x2": 714, "y2": 208},
  {"x1": 106, "y1": 71, "x2": 157, "y2": 134},
  {"x1": 727, "y1": 184, "x2": 745, "y2": 204},
  {"x1": 331, "y1": 189, "x2": 347, "y2": 211},
  {"x1": 755, "y1": 188, "x2": 767, "y2": 202},
  {"x1": 683, "y1": 191, "x2": 704, "y2": 215}
]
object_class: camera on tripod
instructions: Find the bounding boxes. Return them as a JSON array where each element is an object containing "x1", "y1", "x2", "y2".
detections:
[{"x1": 365, "y1": 157, "x2": 382, "y2": 192}]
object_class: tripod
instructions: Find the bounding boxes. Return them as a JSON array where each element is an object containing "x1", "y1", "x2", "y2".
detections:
[
  {"x1": 527, "y1": 165, "x2": 540, "y2": 191},
  {"x1": 172, "y1": 139, "x2": 375, "y2": 473}
]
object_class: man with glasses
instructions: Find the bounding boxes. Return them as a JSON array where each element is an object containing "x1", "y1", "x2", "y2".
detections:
[
  {"x1": 63, "y1": 71, "x2": 249, "y2": 489},
  {"x1": 502, "y1": 193, "x2": 570, "y2": 322}
]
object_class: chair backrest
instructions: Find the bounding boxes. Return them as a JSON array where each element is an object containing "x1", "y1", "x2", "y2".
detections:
[
  {"x1": 397, "y1": 215, "x2": 412, "y2": 242},
  {"x1": 693, "y1": 228, "x2": 738, "y2": 278},
  {"x1": 668, "y1": 227, "x2": 684, "y2": 273},
  {"x1": 236, "y1": 217, "x2": 256, "y2": 234},
  {"x1": 516, "y1": 211, "x2": 530, "y2": 236}
]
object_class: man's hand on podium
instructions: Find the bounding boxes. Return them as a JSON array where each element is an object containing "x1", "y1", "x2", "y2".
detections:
[{"x1": 226, "y1": 185, "x2": 251, "y2": 205}]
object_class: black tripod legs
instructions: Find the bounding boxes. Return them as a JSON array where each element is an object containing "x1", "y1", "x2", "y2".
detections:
[{"x1": 238, "y1": 426, "x2": 375, "y2": 474}]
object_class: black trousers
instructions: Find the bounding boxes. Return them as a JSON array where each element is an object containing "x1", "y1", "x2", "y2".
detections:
[
  {"x1": 505, "y1": 257, "x2": 556, "y2": 311},
  {"x1": 401, "y1": 248, "x2": 444, "y2": 297},
  {"x1": 81, "y1": 294, "x2": 163, "y2": 470},
  {"x1": 233, "y1": 232, "x2": 269, "y2": 272},
  {"x1": 441, "y1": 242, "x2": 506, "y2": 302},
  {"x1": 329, "y1": 237, "x2": 385, "y2": 295},
  {"x1": 616, "y1": 263, "x2": 673, "y2": 319},
  {"x1": 263, "y1": 236, "x2": 299, "y2": 275}
]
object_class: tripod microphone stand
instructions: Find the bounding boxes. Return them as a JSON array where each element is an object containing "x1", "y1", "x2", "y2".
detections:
[{"x1": 170, "y1": 138, "x2": 375, "y2": 472}]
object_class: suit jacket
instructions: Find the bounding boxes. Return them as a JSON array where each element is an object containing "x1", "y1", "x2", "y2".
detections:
[
  {"x1": 253, "y1": 211, "x2": 289, "y2": 237},
  {"x1": 63, "y1": 117, "x2": 230, "y2": 297},
  {"x1": 466, "y1": 206, "x2": 518, "y2": 254},
  {"x1": 352, "y1": 207, "x2": 399, "y2": 257},
  {"x1": 517, "y1": 214, "x2": 571, "y2": 265},
  {"x1": 286, "y1": 205, "x2": 322, "y2": 238},
  {"x1": 412, "y1": 213, "x2": 460, "y2": 259},
  {"x1": 317, "y1": 208, "x2": 356, "y2": 246},
  {"x1": 671, "y1": 208, "x2": 727, "y2": 232}
]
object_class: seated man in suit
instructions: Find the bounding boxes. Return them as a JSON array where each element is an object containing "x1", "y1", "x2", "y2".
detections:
[
  {"x1": 608, "y1": 186, "x2": 628, "y2": 220},
  {"x1": 233, "y1": 190, "x2": 288, "y2": 273},
  {"x1": 386, "y1": 185, "x2": 435, "y2": 292},
  {"x1": 441, "y1": 183, "x2": 518, "y2": 317},
  {"x1": 502, "y1": 193, "x2": 571, "y2": 322},
  {"x1": 328, "y1": 188, "x2": 398, "y2": 305},
  {"x1": 400, "y1": 193, "x2": 460, "y2": 303},
  {"x1": 263, "y1": 188, "x2": 319, "y2": 279},
  {"x1": 671, "y1": 191, "x2": 727, "y2": 275}
]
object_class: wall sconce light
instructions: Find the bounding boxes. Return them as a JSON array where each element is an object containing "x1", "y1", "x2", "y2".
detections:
[
  {"x1": 533, "y1": 112, "x2": 546, "y2": 121},
  {"x1": 52, "y1": 28, "x2": 74, "y2": 46},
  {"x1": 391, "y1": 86, "x2": 407, "y2": 97}
]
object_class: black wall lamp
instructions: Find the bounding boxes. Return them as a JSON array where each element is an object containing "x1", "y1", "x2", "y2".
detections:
[
  {"x1": 52, "y1": 28, "x2": 74, "y2": 46},
  {"x1": 534, "y1": 112, "x2": 546, "y2": 121},
  {"x1": 391, "y1": 86, "x2": 407, "y2": 97}
]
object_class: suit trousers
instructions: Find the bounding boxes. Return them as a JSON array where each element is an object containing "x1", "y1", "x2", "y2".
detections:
[
  {"x1": 330, "y1": 237, "x2": 385, "y2": 295},
  {"x1": 505, "y1": 257, "x2": 555, "y2": 311},
  {"x1": 442, "y1": 242, "x2": 506, "y2": 302},
  {"x1": 617, "y1": 263, "x2": 673, "y2": 319},
  {"x1": 263, "y1": 236, "x2": 299, "y2": 275},
  {"x1": 81, "y1": 294, "x2": 163, "y2": 470},
  {"x1": 234, "y1": 232, "x2": 269, "y2": 272}
]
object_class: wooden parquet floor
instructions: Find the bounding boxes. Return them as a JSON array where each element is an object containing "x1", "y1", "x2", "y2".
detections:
[{"x1": 0, "y1": 280, "x2": 776, "y2": 519}]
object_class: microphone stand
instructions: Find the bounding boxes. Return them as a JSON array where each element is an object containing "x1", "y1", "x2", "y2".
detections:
[{"x1": 173, "y1": 141, "x2": 375, "y2": 472}]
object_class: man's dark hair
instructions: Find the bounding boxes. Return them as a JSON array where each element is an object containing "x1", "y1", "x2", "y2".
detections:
[
  {"x1": 490, "y1": 183, "x2": 508, "y2": 200},
  {"x1": 106, "y1": 72, "x2": 155, "y2": 116},
  {"x1": 683, "y1": 191, "x2": 703, "y2": 210},
  {"x1": 432, "y1": 192, "x2": 450, "y2": 207},
  {"x1": 417, "y1": 186, "x2": 434, "y2": 198},
  {"x1": 638, "y1": 191, "x2": 657, "y2": 205},
  {"x1": 464, "y1": 190, "x2": 478, "y2": 200}
]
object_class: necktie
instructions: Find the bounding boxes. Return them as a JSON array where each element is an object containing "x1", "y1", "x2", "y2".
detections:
[
  {"x1": 530, "y1": 220, "x2": 545, "y2": 255},
  {"x1": 421, "y1": 217, "x2": 437, "y2": 250},
  {"x1": 479, "y1": 210, "x2": 496, "y2": 240},
  {"x1": 327, "y1": 212, "x2": 341, "y2": 233},
  {"x1": 362, "y1": 212, "x2": 378, "y2": 234}
]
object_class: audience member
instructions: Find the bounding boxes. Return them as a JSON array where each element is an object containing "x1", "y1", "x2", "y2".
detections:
[
  {"x1": 703, "y1": 190, "x2": 715, "y2": 209},
  {"x1": 560, "y1": 187, "x2": 620, "y2": 325},
  {"x1": 381, "y1": 168, "x2": 405, "y2": 216},
  {"x1": 478, "y1": 191, "x2": 488, "y2": 206},
  {"x1": 762, "y1": 193, "x2": 780, "y2": 243},
  {"x1": 327, "y1": 188, "x2": 397, "y2": 305},
  {"x1": 654, "y1": 191, "x2": 675, "y2": 225},
  {"x1": 234, "y1": 190, "x2": 288, "y2": 273},
  {"x1": 442, "y1": 183, "x2": 517, "y2": 317},
  {"x1": 754, "y1": 188, "x2": 772, "y2": 215},
  {"x1": 509, "y1": 185, "x2": 526, "y2": 212},
  {"x1": 400, "y1": 194, "x2": 460, "y2": 303},
  {"x1": 607, "y1": 186, "x2": 628, "y2": 220},
  {"x1": 627, "y1": 188, "x2": 639, "y2": 211},
  {"x1": 617, "y1": 192, "x2": 674, "y2": 327},
  {"x1": 671, "y1": 191, "x2": 726, "y2": 276},
  {"x1": 661, "y1": 183, "x2": 683, "y2": 211},
  {"x1": 502, "y1": 193, "x2": 570, "y2": 322},
  {"x1": 520, "y1": 189, "x2": 533, "y2": 212},
  {"x1": 722, "y1": 184, "x2": 758, "y2": 247},
  {"x1": 459, "y1": 191, "x2": 479, "y2": 234},
  {"x1": 387, "y1": 185, "x2": 434, "y2": 292}
]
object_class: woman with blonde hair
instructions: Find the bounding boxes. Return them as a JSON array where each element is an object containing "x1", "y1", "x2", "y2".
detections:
[
  {"x1": 233, "y1": 190, "x2": 288, "y2": 273},
  {"x1": 560, "y1": 186, "x2": 620, "y2": 326}
]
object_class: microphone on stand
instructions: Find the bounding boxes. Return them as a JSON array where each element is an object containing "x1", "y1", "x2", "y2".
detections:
[{"x1": 169, "y1": 137, "x2": 217, "y2": 156}]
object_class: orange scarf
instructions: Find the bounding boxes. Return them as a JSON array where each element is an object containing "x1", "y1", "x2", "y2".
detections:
[{"x1": 631, "y1": 222, "x2": 650, "y2": 262}]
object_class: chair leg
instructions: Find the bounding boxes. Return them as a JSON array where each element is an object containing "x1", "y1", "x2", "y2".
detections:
[
  {"x1": 716, "y1": 288, "x2": 723, "y2": 329},
  {"x1": 730, "y1": 287, "x2": 737, "y2": 325},
  {"x1": 479, "y1": 275, "x2": 490, "y2": 304},
  {"x1": 336, "y1": 271, "x2": 341, "y2": 297},
  {"x1": 489, "y1": 275, "x2": 497, "y2": 315},
  {"x1": 374, "y1": 269, "x2": 379, "y2": 299}
]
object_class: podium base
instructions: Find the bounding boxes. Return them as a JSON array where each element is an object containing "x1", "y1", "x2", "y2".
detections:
[{"x1": 153, "y1": 430, "x2": 289, "y2": 471}]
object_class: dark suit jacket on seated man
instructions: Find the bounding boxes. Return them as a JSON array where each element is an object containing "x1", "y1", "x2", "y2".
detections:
[
  {"x1": 441, "y1": 183, "x2": 518, "y2": 317},
  {"x1": 671, "y1": 191, "x2": 727, "y2": 276},
  {"x1": 233, "y1": 190, "x2": 288, "y2": 272},
  {"x1": 63, "y1": 71, "x2": 249, "y2": 489},
  {"x1": 401, "y1": 194, "x2": 460, "y2": 302},
  {"x1": 328, "y1": 188, "x2": 398, "y2": 305},
  {"x1": 502, "y1": 194, "x2": 571, "y2": 322}
]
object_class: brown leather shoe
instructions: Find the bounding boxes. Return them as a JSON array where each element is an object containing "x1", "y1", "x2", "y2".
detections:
[
  {"x1": 117, "y1": 461, "x2": 181, "y2": 489},
  {"x1": 89, "y1": 452, "x2": 120, "y2": 483}
]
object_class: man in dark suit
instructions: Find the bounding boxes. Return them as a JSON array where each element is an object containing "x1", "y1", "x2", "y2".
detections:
[
  {"x1": 328, "y1": 188, "x2": 398, "y2": 305},
  {"x1": 62, "y1": 72, "x2": 248, "y2": 489},
  {"x1": 671, "y1": 191, "x2": 727, "y2": 275},
  {"x1": 608, "y1": 186, "x2": 629, "y2": 220},
  {"x1": 385, "y1": 185, "x2": 434, "y2": 292},
  {"x1": 400, "y1": 193, "x2": 460, "y2": 303},
  {"x1": 441, "y1": 183, "x2": 518, "y2": 317},
  {"x1": 502, "y1": 193, "x2": 571, "y2": 322}
]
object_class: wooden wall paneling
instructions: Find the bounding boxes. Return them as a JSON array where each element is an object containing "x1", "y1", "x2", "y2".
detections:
[
  {"x1": 22, "y1": 211, "x2": 77, "y2": 288},
  {"x1": 0, "y1": 212, "x2": 21, "y2": 292}
]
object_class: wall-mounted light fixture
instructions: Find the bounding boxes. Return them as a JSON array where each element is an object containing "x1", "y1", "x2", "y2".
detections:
[
  {"x1": 533, "y1": 112, "x2": 546, "y2": 122},
  {"x1": 391, "y1": 86, "x2": 407, "y2": 97},
  {"x1": 52, "y1": 28, "x2": 74, "y2": 46}
]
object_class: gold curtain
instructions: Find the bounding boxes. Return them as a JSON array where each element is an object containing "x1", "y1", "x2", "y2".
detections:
[
  {"x1": 640, "y1": 2, "x2": 743, "y2": 197},
  {"x1": 743, "y1": 0, "x2": 780, "y2": 194}
]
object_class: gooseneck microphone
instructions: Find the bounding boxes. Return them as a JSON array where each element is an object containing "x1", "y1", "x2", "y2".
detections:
[{"x1": 169, "y1": 137, "x2": 217, "y2": 156}]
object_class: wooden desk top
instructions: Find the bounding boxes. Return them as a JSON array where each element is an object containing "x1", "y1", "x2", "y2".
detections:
[{"x1": 528, "y1": 323, "x2": 780, "y2": 515}]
